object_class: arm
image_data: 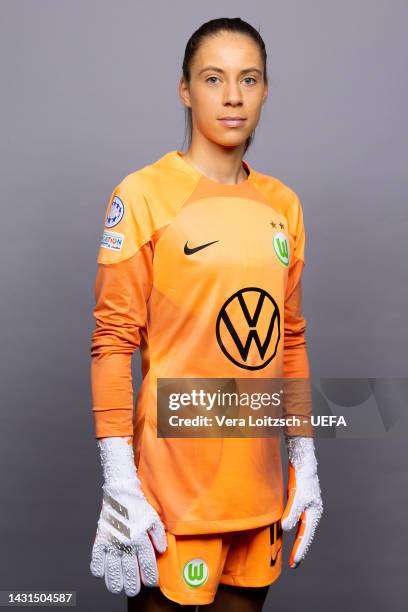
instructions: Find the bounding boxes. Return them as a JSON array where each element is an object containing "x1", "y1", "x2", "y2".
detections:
[
  {"x1": 282, "y1": 194, "x2": 313, "y2": 437},
  {"x1": 89, "y1": 181, "x2": 167, "y2": 596},
  {"x1": 90, "y1": 244, "x2": 153, "y2": 438},
  {"x1": 281, "y1": 194, "x2": 323, "y2": 568}
]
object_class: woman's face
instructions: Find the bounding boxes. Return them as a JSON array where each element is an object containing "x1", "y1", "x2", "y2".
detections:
[{"x1": 180, "y1": 31, "x2": 268, "y2": 149}]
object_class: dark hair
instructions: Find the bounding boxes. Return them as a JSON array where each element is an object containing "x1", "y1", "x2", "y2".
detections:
[{"x1": 181, "y1": 17, "x2": 268, "y2": 154}]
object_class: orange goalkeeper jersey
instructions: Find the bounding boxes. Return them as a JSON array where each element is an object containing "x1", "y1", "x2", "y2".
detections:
[{"x1": 90, "y1": 150, "x2": 313, "y2": 535}]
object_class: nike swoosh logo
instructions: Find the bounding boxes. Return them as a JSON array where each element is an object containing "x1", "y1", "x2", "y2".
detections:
[
  {"x1": 270, "y1": 545, "x2": 282, "y2": 567},
  {"x1": 184, "y1": 240, "x2": 219, "y2": 255}
]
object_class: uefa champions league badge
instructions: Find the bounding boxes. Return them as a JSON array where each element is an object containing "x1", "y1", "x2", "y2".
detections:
[{"x1": 105, "y1": 196, "x2": 125, "y2": 228}]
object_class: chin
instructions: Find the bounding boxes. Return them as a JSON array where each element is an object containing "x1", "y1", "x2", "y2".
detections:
[{"x1": 209, "y1": 133, "x2": 249, "y2": 149}]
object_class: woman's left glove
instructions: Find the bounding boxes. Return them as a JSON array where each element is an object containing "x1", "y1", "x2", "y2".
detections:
[{"x1": 281, "y1": 436, "x2": 323, "y2": 568}]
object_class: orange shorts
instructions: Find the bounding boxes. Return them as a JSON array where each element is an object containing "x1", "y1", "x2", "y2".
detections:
[{"x1": 156, "y1": 520, "x2": 283, "y2": 606}]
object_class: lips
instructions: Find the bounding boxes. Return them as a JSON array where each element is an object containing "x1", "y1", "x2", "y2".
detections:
[{"x1": 218, "y1": 117, "x2": 247, "y2": 128}]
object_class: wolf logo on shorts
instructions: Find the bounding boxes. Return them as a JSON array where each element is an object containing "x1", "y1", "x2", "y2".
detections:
[{"x1": 182, "y1": 558, "x2": 209, "y2": 587}]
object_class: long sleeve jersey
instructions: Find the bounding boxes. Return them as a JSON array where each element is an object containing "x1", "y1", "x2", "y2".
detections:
[{"x1": 90, "y1": 150, "x2": 313, "y2": 535}]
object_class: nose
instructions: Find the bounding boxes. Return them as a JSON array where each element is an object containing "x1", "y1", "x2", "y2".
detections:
[{"x1": 222, "y1": 81, "x2": 243, "y2": 106}]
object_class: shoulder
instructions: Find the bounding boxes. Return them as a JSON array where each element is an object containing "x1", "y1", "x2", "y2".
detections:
[
  {"x1": 113, "y1": 157, "x2": 162, "y2": 203},
  {"x1": 249, "y1": 167, "x2": 305, "y2": 236},
  {"x1": 97, "y1": 151, "x2": 198, "y2": 264},
  {"x1": 250, "y1": 167, "x2": 301, "y2": 211},
  {"x1": 113, "y1": 150, "x2": 198, "y2": 213}
]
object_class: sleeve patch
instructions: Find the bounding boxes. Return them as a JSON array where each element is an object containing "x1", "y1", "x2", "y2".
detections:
[
  {"x1": 100, "y1": 229, "x2": 125, "y2": 252},
  {"x1": 105, "y1": 196, "x2": 125, "y2": 228}
]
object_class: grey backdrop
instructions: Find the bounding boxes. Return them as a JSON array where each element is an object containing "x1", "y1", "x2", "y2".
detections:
[{"x1": 0, "y1": 1, "x2": 407, "y2": 610}]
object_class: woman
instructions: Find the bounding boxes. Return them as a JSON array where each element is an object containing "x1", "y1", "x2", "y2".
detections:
[{"x1": 89, "y1": 17, "x2": 323, "y2": 611}]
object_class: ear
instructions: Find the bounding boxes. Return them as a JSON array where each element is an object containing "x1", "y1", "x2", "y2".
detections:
[
  {"x1": 262, "y1": 83, "x2": 269, "y2": 105},
  {"x1": 179, "y1": 77, "x2": 192, "y2": 109}
]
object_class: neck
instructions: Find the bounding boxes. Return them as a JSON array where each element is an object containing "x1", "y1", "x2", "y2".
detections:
[{"x1": 184, "y1": 136, "x2": 248, "y2": 185}]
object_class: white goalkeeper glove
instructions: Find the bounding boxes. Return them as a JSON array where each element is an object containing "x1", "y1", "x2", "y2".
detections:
[
  {"x1": 90, "y1": 436, "x2": 167, "y2": 596},
  {"x1": 281, "y1": 436, "x2": 323, "y2": 568}
]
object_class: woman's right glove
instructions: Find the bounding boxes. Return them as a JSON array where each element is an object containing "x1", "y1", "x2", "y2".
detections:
[{"x1": 90, "y1": 436, "x2": 167, "y2": 596}]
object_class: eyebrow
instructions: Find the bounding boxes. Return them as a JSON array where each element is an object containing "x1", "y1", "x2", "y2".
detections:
[{"x1": 198, "y1": 65, "x2": 263, "y2": 76}]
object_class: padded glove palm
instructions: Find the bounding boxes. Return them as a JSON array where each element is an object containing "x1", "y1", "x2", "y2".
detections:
[
  {"x1": 281, "y1": 436, "x2": 323, "y2": 568},
  {"x1": 90, "y1": 436, "x2": 167, "y2": 596}
]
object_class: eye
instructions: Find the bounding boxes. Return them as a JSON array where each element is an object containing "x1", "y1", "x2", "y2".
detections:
[
  {"x1": 206, "y1": 75, "x2": 221, "y2": 84},
  {"x1": 243, "y1": 76, "x2": 257, "y2": 85}
]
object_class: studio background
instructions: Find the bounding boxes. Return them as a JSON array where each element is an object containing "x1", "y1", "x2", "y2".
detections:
[{"x1": 0, "y1": 1, "x2": 407, "y2": 610}]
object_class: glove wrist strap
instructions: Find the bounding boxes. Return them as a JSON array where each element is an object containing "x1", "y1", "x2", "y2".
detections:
[
  {"x1": 285, "y1": 436, "x2": 318, "y2": 474},
  {"x1": 97, "y1": 436, "x2": 140, "y2": 489}
]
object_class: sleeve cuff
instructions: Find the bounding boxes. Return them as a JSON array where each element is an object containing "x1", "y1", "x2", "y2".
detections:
[{"x1": 93, "y1": 408, "x2": 134, "y2": 439}]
